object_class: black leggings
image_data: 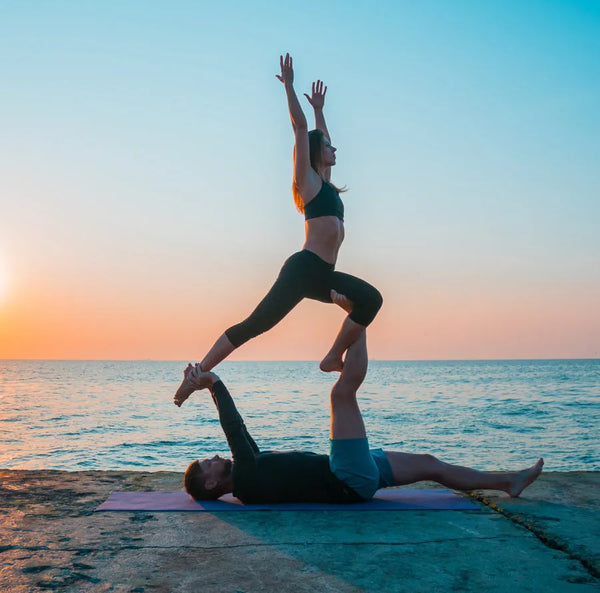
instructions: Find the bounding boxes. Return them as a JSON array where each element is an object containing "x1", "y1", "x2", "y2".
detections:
[{"x1": 225, "y1": 250, "x2": 383, "y2": 348}]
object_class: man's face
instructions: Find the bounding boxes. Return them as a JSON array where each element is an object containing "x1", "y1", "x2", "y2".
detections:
[{"x1": 200, "y1": 455, "x2": 232, "y2": 484}]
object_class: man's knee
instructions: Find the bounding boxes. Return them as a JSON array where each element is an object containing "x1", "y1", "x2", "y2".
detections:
[
  {"x1": 330, "y1": 382, "x2": 356, "y2": 404},
  {"x1": 337, "y1": 364, "x2": 366, "y2": 393},
  {"x1": 420, "y1": 453, "x2": 442, "y2": 479}
]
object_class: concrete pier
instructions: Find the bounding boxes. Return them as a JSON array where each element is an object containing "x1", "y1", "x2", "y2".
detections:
[{"x1": 1, "y1": 470, "x2": 598, "y2": 592}]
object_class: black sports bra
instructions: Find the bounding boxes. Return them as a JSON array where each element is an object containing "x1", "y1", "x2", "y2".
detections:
[{"x1": 304, "y1": 181, "x2": 344, "y2": 221}]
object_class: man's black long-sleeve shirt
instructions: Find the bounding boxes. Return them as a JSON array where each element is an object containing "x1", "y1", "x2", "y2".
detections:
[{"x1": 211, "y1": 380, "x2": 363, "y2": 504}]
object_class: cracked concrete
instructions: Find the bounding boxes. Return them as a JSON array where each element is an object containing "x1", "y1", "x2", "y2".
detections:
[
  {"x1": 470, "y1": 470, "x2": 599, "y2": 581},
  {"x1": 1, "y1": 470, "x2": 598, "y2": 592}
]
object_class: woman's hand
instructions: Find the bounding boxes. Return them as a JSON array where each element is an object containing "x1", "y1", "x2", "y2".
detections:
[
  {"x1": 276, "y1": 53, "x2": 294, "y2": 86},
  {"x1": 304, "y1": 79, "x2": 327, "y2": 110}
]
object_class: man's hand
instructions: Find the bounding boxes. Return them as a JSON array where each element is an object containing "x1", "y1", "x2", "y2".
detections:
[
  {"x1": 304, "y1": 79, "x2": 327, "y2": 110},
  {"x1": 188, "y1": 364, "x2": 219, "y2": 391}
]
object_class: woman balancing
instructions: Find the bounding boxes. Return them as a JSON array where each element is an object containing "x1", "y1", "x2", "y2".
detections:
[{"x1": 174, "y1": 53, "x2": 382, "y2": 407}]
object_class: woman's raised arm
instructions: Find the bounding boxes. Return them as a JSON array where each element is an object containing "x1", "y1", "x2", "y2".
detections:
[
  {"x1": 305, "y1": 79, "x2": 332, "y2": 181},
  {"x1": 277, "y1": 54, "x2": 318, "y2": 198},
  {"x1": 305, "y1": 80, "x2": 330, "y2": 141}
]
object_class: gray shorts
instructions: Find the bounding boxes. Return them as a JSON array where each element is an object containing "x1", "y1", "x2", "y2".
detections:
[{"x1": 329, "y1": 437, "x2": 394, "y2": 500}]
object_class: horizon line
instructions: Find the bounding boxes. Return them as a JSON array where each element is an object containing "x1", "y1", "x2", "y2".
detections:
[{"x1": 1, "y1": 357, "x2": 598, "y2": 363}]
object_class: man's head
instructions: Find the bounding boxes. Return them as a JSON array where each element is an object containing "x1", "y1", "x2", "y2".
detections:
[{"x1": 184, "y1": 455, "x2": 233, "y2": 501}]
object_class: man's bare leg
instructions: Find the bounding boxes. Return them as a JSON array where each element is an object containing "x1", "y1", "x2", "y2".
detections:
[
  {"x1": 173, "y1": 333, "x2": 236, "y2": 407},
  {"x1": 384, "y1": 452, "x2": 544, "y2": 497},
  {"x1": 329, "y1": 329, "x2": 369, "y2": 440},
  {"x1": 325, "y1": 295, "x2": 543, "y2": 497},
  {"x1": 320, "y1": 290, "x2": 363, "y2": 374}
]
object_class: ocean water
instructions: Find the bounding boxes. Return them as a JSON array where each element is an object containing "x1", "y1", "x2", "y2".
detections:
[{"x1": 0, "y1": 359, "x2": 598, "y2": 473}]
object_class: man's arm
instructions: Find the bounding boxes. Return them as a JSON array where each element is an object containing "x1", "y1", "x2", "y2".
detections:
[
  {"x1": 210, "y1": 380, "x2": 260, "y2": 455},
  {"x1": 277, "y1": 53, "x2": 321, "y2": 197},
  {"x1": 190, "y1": 370, "x2": 259, "y2": 462}
]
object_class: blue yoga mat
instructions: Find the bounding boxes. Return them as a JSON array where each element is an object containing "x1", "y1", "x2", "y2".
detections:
[{"x1": 95, "y1": 489, "x2": 479, "y2": 512}]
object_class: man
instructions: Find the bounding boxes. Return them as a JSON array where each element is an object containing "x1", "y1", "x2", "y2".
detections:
[{"x1": 179, "y1": 330, "x2": 543, "y2": 503}]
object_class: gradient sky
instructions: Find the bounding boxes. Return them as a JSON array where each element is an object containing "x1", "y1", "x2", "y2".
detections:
[{"x1": 1, "y1": 1, "x2": 599, "y2": 360}]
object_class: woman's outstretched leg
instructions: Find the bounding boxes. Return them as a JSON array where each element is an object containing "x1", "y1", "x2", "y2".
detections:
[
  {"x1": 199, "y1": 333, "x2": 236, "y2": 373},
  {"x1": 173, "y1": 287, "x2": 300, "y2": 406},
  {"x1": 384, "y1": 452, "x2": 544, "y2": 497},
  {"x1": 173, "y1": 255, "x2": 308, "y2": 406}
]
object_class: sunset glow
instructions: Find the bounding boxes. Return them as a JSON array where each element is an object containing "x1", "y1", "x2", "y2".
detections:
[{"x1": 0, "y1": 1, "x2": 598, "y2": 361}]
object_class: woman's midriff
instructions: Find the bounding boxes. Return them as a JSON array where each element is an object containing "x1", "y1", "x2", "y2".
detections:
[{"x1": 302, "y1": 217, "x2": 345, "y2": 265}]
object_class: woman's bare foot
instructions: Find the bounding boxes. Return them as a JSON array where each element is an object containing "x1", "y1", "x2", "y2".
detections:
[
  {"x1": 173, "y1": 363, "x2": 197, "y2": 407},
  {"x1": 330, "y1": 289, "x2": 353, "y2": 314},
  {"x1": 319, "y1": 353, "x2": 344, "y2": 373},
  {"x1": 506, "y1": 458, "x2": 544, "y2": 497}
]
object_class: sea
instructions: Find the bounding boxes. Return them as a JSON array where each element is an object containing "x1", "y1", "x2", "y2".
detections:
[{"x1": 0, "y1": 359, "x2": 598, "y2": 473}]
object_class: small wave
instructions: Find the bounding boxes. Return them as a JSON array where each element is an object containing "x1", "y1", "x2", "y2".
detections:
[{"x1": 113, "y1": 440, "x2": 180, "y2": 450}]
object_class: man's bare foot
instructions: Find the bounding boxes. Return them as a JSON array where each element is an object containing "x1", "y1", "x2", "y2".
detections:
[
  {"x1": 506, "y1": 458, "x2": 544, "y2": 497},
  {"x1": 319, "y1": 353, "x2": 344, "y2": 373},
  {"x1": 173, "y1": 363, "x2": 197, "y2": 407},
  {"x1": 330, "y1": 289, "x2": 353, "y2": 314}
]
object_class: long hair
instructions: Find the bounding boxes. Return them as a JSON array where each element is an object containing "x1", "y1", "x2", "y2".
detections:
[
  {"x1": 184, "y1": 460, "x2": 220, "y2": 501},
  {"x1": 292, "y1": 129, "x2": 346, "y2": 214}
]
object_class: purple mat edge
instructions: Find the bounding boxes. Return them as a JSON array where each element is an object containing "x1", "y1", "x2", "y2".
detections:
[{"x1": 95, "y1": 489, "x2": 480, "y2": 512}]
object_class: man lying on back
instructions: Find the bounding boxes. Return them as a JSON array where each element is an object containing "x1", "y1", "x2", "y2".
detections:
[{"x1": 180, "y1": 330, "x2": 543, "y2": 503}]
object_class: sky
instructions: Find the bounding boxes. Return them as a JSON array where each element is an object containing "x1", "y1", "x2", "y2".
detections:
[{"x1": 0, "y1": 0, "x2": 599, "y2": 361}]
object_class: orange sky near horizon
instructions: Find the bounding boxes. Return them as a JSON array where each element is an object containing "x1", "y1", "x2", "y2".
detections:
[{"x1": 1, "y1": 267, "x2": 598, "y2": 361}]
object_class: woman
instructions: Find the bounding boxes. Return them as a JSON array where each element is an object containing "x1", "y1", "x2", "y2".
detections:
[{"x1": 174, "y1": 54, "x2": 382, "y2": 406}]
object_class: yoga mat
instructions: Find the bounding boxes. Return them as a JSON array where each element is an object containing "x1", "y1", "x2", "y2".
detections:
[{"x1": 95, "y1": 489, "x2": 479, "y2": 512}]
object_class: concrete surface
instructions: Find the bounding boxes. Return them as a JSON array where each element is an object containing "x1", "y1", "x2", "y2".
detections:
[{"x1": 0, "y1": 470, "x2": 598, "y2": 592}]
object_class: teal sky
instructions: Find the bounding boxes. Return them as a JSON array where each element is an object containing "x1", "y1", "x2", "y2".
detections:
[{"x1": 1, "y1": 1, "x2": 599, "y2": 360}]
